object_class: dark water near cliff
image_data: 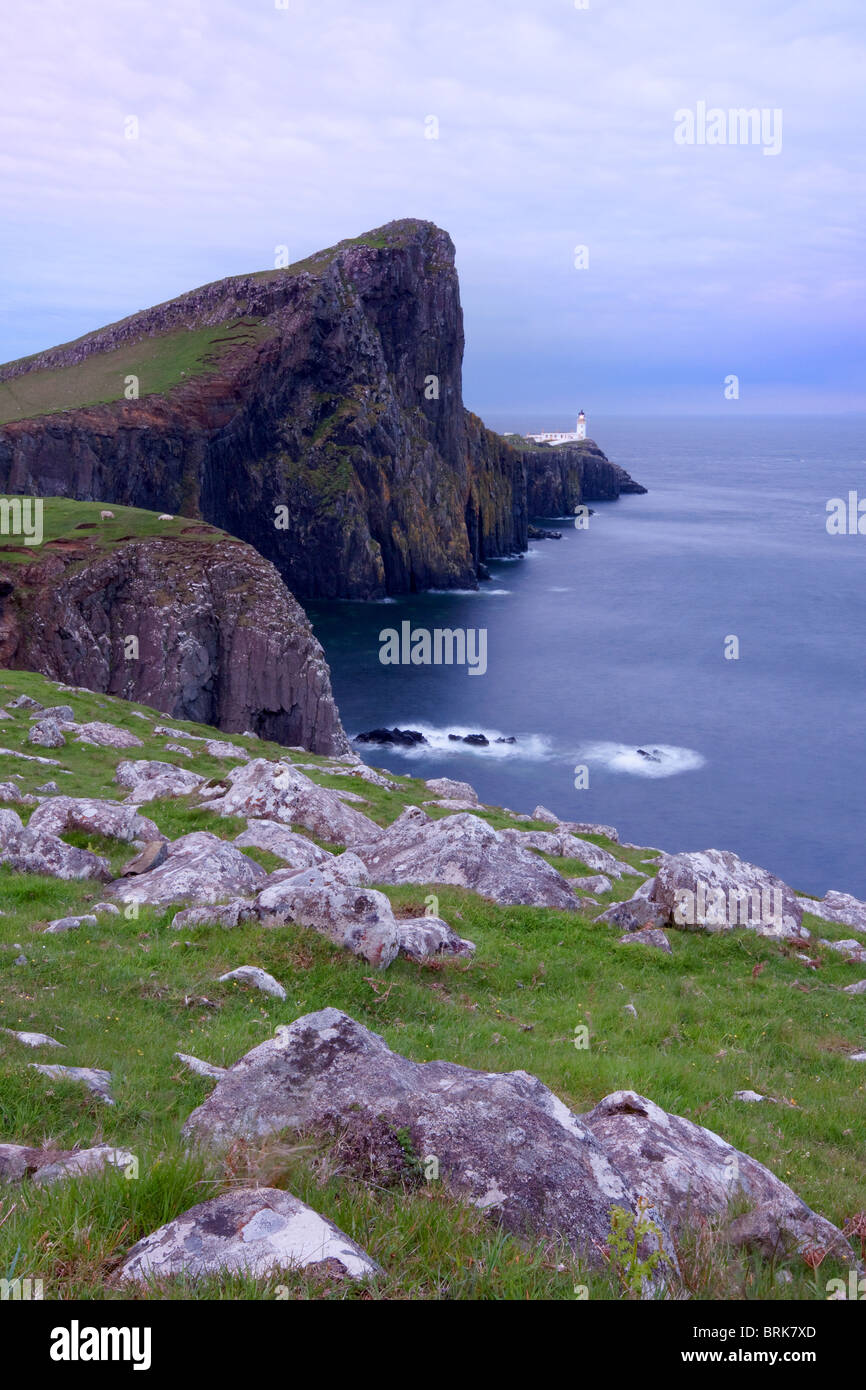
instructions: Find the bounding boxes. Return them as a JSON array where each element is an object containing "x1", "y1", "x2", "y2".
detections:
[{"x1": 308, "y1": 415, "x2": 866, "y2": 899}]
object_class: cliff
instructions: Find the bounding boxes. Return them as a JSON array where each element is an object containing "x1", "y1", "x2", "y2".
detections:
[
  {"x1": 0, "y1": 220, "x2": 644, "y2": 599},
  {"x1": 0, "y1": 501, "x2": 348, "y2": 754}
]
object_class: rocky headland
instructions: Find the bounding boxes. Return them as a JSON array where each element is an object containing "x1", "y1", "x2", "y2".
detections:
[{"x1": 0, "y1": 220, "x2": 644, "y2": 601}]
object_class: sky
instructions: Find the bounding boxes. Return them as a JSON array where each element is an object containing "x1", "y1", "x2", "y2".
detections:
[{"x1": 1, "y1": 0, "x2": 864, "y2": 417}]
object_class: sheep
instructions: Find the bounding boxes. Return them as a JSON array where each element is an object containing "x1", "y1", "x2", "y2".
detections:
[
  {"x1": 158, "y1": 513, "x2": 173, "y2": 521},
  {"x1": 100, "y1": 509, "x2": 114, "y2": 520}
]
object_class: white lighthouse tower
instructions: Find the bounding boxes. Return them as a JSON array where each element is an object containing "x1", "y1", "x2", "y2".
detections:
[{"x1": 524, "y1": 408, "x2": 589, "y2": 447}]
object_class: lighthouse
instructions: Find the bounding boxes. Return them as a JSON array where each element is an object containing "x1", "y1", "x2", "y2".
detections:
[{"x1": 524, "y1": 408, "x2": 589, "y2": 447}]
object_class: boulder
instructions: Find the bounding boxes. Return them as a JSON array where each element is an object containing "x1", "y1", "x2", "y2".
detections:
[
  {"x1": 182, "y1": 1009, "x2": 675, "y2": 1292},
  {"x1": 1, "y1": 1028, "x2": 65, "y2": 1048},
  {"x1": 233, "y1": 819, "x2": 330, "y2": 869},
  {"x1": 799, "y1": 890, "x2": 866, "y2": 935},
  {"x1": 581, "y1": 1091, "x2": 856, "y2": 1267},
  {"x1": 618, "y1": 928, "x2": 672, "y2": 954},
  {"x1": 220, "y1": 966, "x2": 287, "y2": 1000},
  {"x1": 29, "y1": 1064, "x2": 114, "y2": 1104},
  {"x1": 0, "y1": 808, "x2": 110, "y2": 880},
  {"x1": 0, "y1": 1142, "x2": 135, "y2": 1185},
  {"x1": 500, "y1": 828, "x2": 630, "y2": 878},
  {"x1": 395, "y1": 916, "x2": 476, "y2": 961},
  {"x1": 122, "y1": 840, "x2": 168, "y2": 875},
  {"x1": 821, "y1": 938, "x2": 866, "y2": 964},
  {"x1": 28, "y1": 718, "x2": 65, "y2": 748},
  {"x1": 117, "y1": 1188, "x2": 381, "y2": 1284},
  {"x1": 116, "y1": 759, "x2": 206, "y2": 804},
  {"x1": 596, "y1": 891, "x2": 670, "y2": 935},
  {"x1": 651, "y1": 850, "x2": 806, "y2": 940},
  {"x1": 175, "y1": 1053, "x2": 227, "y2": 1079},
  {"x1": 424, "y1": 777, "x2": 478, "y2": 804},
  {"x1": 353, "y1": 808, "x2": 579, "y2": 909},
  {"x1": 204, "y1": 759, "x2": 381, "y2": 847},
  {"x1": 257, "y1": 876, "x2": 399, "y2": 969},
  {"x1": 73, "y1": 721, "x2": 144, "y2": 749},
  {"x1": 171, "y1": 900, "x2": 257, "y2": 930},
  {"x1": 28, "y1": 796, "x2": 161, "y2": 844},
  {"x1": 0, "y1": 781, "x2": 37, "y2": 805},
  {"x1": 567, "y1": 873, "x2": 612, "y2": 896},
  {"x1": 560, "y1": 821, "x2": 620, "y2": 843},
  {"x1": 531, "y1": 806, "x2": 559, "y2": 823},
  {"x1": 105, "y1": 831, "x2": 267, "y2": 907},
  {"x1": 45, "y1": 914, "x2": 98, "y2": 934}
]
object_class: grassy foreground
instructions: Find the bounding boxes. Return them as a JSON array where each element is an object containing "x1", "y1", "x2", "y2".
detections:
[{"x1": 0, "y1": 668, "x2": 864, "y2": 1301}]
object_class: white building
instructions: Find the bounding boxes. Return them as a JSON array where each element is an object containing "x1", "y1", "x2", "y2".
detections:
[{"x1": 525, "y1": 411, "x2": 586, "y2": 446}]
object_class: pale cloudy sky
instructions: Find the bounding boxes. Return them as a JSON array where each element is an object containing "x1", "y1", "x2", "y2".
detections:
[{"x1": 1, "y1": 0, "x2": 863, "y2": 414}]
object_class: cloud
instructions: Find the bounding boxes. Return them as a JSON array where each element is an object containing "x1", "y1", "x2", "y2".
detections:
[{"x1": 0, "y1": 0, "x2": 863, "y2": 411}]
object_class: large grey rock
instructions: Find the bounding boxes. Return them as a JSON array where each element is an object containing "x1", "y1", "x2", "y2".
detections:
[
  {"x1": 618, "y1": 928, "x2": 672, "y2": 954},
  {"x1": 0, "y1": 1142, "x2": 134, "y2": 1185},
  {"x1": 204, "y1": 759, "x2": 381, "y2": 847},
  {"x1": 560, "y1": 820, "x2": 620, "y2": 843},
  {"x1": 0, "y1": 808, "x2": 110, "y2": 880},
  {"x1": 74, "y1": 721, "x2": 144, "y2": 749},
  {"x1": 170, "y1": 900, "x2": 257, "y2": 930},
  {"x1": 500, "y1": 828, "x2": 629, "y2": 878},
  {"x1": 395, "y1": 916, "x2": 476, "y2": 961},
  {"x1": 1, "y1": 1027, "x2": 65, "y2": 1048},
  {"x1": 45, "y1": 914, "x2": 98, "y2": 934},
  {"x1": 182, "y1": 1009, "x2": 676, "y2": 1292},
  {"x1": 28, "y1": 796, "x2": 161, "y2": 844},
  {"x1": 257, "y1": 875, "x2": 399, "y2": 969},
  {"x1": 117, "y1": 1188, "x2": 380, "y2": 1283},
  {"x1": 581, "y1": 1090, "x2": 856, "y2": 1267},
  {"x1": 650, "y1": 850, "x2": 806, "y2": 940},
  {"x1": 28, "y1": 718, "x2": 65, "y2": 748},
  {"x1": 354, "y1": 807, "x2": 579, "y2": 909},
  {"x1": 116, "y1": 759, "x2": 206, "y2": 804},
  {"x1": 29, "y1": 1064, "x2": 114, "y2": 1104},
  {"x1": 821, "y1": 938, "x2": 866, "y2": 964},
  {"x1": 220, "y1": 966, "x2": 287, "y2": 1000},
  {"x1": 424, "y1": 777, "x2": 478, "y2": 804},
  {"x1": 105, "y1": 831, "x2": 266, "y2": 907},
  {"x1": 568, "y1": 873, "x2": 612, "y2": 896},
  {"x1": 799, "y1": 890, "x2": 866, "y2": 935},
  {"x1": 233, "y1": 819, "x2": 330, "y2": 869}
]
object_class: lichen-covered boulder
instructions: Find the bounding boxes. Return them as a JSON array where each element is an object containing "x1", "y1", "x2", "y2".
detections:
[{"x1": 117, "y1": 1188, "x2": 380, "y2": 1284}]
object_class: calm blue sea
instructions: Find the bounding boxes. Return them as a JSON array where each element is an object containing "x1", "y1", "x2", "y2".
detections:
[{"x1": 308, "y1": 416, "x2": 866, "y2": 900}]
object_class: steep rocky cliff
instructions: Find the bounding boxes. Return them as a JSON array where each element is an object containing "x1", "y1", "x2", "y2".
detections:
[
  {"x1": 0, "y1": 503, "x2": 347, "y2": 754},
  {"x1": 515, "y1": 436, "x2": 647, "y2": 516},
  {"x1": 0, "y1": 220, "x2": 643, "y2": 599}
]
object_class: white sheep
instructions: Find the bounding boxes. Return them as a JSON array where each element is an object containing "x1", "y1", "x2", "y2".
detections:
[
  {"x1": 158, "y1": 513, "x2": 173, "y2": 521},
  {"x1": 100, "y1": 509, "x2": 114, "y2": 520}
]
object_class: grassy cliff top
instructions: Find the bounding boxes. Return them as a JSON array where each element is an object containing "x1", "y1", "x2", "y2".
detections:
[
  {"x1": 0, "y1": 668, "x2": 862, "y2": 1300},
  {"x1": 0, "y1": 219, "x2": 447, "y2": 426},
  {"x1": 0, "y1": 498, "x2": 232, "y2": 569}
]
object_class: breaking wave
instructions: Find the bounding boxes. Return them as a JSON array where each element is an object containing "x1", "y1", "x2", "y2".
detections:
[
  {"x1": 354, "y1": 723, "x2": 555, "y2": 760},
  {"x1": 578, "y1": 742, "x2": 706, "y2": 779}
]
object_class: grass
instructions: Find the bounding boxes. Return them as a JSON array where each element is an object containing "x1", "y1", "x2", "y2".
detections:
[
  {"x1": 0, "y1": 668, "x2": 864, "y2": 1299},
  {"x1": 0, "y1": 219, "x2": 436, "y2": 427},
  {"x1": 0, "y1": 497, "x2": 234, "y2": 570},
  {"x1": 0, "y1": 320, "x2": 270, "y2": 426}
]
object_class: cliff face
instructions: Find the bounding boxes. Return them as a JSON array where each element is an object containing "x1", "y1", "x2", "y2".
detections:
[
  {"x1": 0, "y1": 523, "x2": 348, "y2": 755},
  {"x1": 0, "y1": 220, "x2": 643, "y2": 599},
  {"x1": 519, "y1": 438, "x2": 647, "y2": 516}
]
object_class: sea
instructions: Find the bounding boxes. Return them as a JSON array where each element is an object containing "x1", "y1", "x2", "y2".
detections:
[{"x1": 307, "y1": 415, "x2": 866, "y2": 900}]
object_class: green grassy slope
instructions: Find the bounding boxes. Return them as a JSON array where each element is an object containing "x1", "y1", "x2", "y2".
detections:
[{"x1": 0, "y1": 669, "x2": 863, "y2": 1300}]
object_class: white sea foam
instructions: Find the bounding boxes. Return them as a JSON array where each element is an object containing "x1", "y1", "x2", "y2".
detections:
[
  {"x1": 579, "y1": 742, "x2": 705, "y2": 779},
  {"x1": 355, "y1": 723, "x2": 554, "y2": 760}
]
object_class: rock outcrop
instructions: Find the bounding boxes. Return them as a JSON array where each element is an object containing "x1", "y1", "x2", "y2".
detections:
[
  {"x1": 0, "y1": 220, "x2": 643, "y2": 600},
  {"x1": 0, "y1": 518, "x2": 348, "y2": 754},
  {"x1": 182, "y1": 1008, "x2": 676, "y2": 1292}
]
